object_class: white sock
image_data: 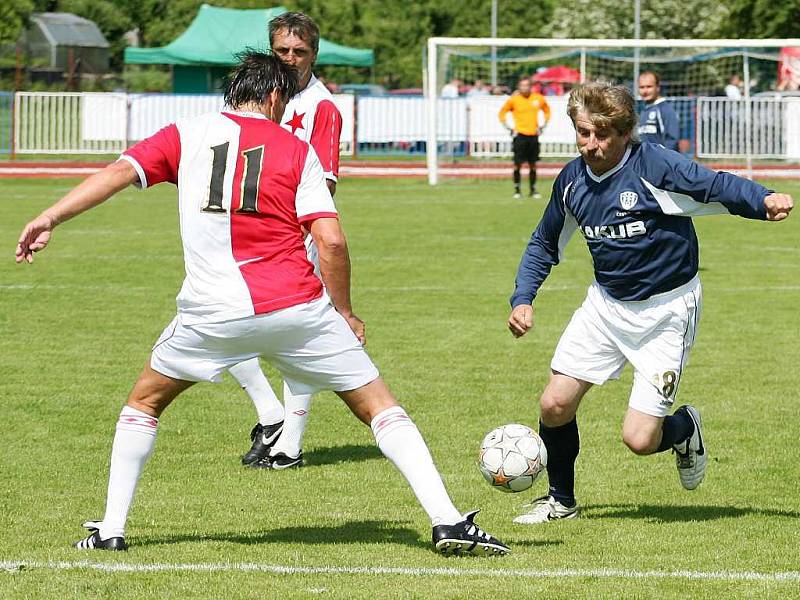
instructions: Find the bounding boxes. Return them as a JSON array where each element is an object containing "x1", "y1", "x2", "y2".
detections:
[
  {"x1": 99, "y1": 406, "x2": 158, "y2": 540},
  {"x1": 228, "y1": 358, "x2": 284, "y2": 425},
  {"x1": 271, "y1": 380, "x2": 311, "y2": 458},
  {"x1": 371, "y1": 406, "x2": 462, "y2": 527}
]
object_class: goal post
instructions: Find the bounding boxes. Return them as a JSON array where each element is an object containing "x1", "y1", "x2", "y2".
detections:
[{"x1": 426, "y1": 37, "x2": 800, "y2": 185}]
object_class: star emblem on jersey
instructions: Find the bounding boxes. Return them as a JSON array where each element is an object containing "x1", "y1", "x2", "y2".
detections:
[
  {"x1": 619, "y1": 191, "x2": 639, "y2": 210},
  {"x1": 286, "y1": 110, "x2": 305, "y2": 134}
]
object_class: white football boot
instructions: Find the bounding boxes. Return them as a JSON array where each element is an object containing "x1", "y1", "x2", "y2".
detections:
[
  {"x1": 673, "y1": 405, "x2": 706, "y2": 490},
  {"x1": 513, "y1": 495, "x2": 580, "y2": 524}
]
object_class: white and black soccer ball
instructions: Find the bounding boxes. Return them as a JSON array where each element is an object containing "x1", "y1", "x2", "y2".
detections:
[{"x1": 478, "y1": 424, "x2": 547, "y2": 493}]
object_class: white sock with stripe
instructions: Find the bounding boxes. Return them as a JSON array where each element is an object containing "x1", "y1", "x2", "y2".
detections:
[
  {"x1": 99, "y1": 406, "x2": 159, "y2": 540},
  {"x1": 371, "y1": 406, "x2": 462, "y2": 527},
  {"x1": 270, "y1": 381, "x2": 311, "y2": 458},
  {"x1": 228, "y1": 358, "x2": 284, "y2": 425}
]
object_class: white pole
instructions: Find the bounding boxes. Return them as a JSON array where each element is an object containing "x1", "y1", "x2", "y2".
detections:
[
  {"x1": 633, "y1": 0, "x2": 641, "y2": 96},
  {"x1": 490, "y1": 0, "x2": 498, "y2": 86},
  {"x1": 426, "y1": 38, "x2": 439, "y2": 185},
  {"x1": 743, "y1": 51, "x2": 753, "y2": 180},
  {"x1": 580, "y1": 48, "x2": 586, "y2": 83},
  {"x1": 427, "y1": 37, "x2": 800, "y2": 49}
]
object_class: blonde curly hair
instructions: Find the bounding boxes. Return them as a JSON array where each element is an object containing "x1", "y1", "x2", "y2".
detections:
[{"x1": 567, "y1": 82, "x2": 638, "y2": 137}]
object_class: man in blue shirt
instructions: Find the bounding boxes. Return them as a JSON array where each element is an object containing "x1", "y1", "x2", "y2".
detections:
[
  {"x1": 508, "y1": 82, "x2": 793, "y2": 524},
  {"x1": 637, "y1": 71, "x2": 680, "y2": 151}
]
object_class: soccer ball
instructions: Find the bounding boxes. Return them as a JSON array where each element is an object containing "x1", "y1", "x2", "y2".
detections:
[{"x1": 478, "y1": 424, "x2": 547, "y2": 493}]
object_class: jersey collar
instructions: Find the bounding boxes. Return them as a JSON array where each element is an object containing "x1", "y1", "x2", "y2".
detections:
[
  {"x1": 224, "y1": 110, "x2": 269, "y2": 120},
  {"x1": 585, "y1": 145, "x2": 632, "y2": 182},
  {"x1": 649, "y1": 97, "x2": 667, "y2": 106},
  {"x1": 297, "y1": 74, "x2": 319, "y2": 96}
]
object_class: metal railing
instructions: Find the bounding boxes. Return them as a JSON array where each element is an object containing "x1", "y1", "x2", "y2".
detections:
[
  {"x1": 696, "y1": 97, "x2": 791, "y2": 159},
  {"x1": 15, "y1": 92, "x2": 128, "y2": 154},
  {"x1": 12, "y1": 92, "x2": 355, "y2": 156},
  {"x1": 9, "y1": 91, "x2": 800, "y2": 162},
  {"x1": 0, "y1": 92, "x2": 13, "y2": 154}
]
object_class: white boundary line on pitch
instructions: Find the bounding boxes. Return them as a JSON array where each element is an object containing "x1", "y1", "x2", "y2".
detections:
[{"x1": 2, "y1": 560, "x2": 800, "y2": 582}]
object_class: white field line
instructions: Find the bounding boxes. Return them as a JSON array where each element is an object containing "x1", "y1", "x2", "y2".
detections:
[{"x1": 1, "y1": 560, "x2": 799, "y2": 582}]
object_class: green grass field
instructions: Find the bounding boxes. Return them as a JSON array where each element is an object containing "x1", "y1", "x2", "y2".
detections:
[{"x1": 1, "y1": 176, "x2": 799, "y2": 598}]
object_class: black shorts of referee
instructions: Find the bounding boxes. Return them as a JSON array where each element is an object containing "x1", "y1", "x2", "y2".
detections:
[{"x1": 512, "y1": 133, "x2": 540, "y2": 164}]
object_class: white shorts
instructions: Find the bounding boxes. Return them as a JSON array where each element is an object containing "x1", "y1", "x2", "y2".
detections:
[
  {"x1": 150, "y1": 296, "x2": 379, "y2": 395},
  {"x1": 551, "y1": 276, "x2": 702, "y2": 418}
]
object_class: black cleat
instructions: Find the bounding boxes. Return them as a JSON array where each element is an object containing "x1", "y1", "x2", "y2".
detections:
[
  {"x1": 432, "y1": 510, "x2": 509, "y2": 556},
  {"x1": 74, "y1": 521, "x2": 127, "y2": 551},
  {"x1": 250, "y1": 451, "x2": 303, "y2": 470},
  {"x1": 242, "y1": 421, "x2": 284, "y2": 465}
]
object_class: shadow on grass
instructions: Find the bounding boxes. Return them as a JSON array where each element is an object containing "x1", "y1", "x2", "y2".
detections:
[
  {"x1": 136, "y1": 520, "x2": 423, "y2": 549},
  {"x1": 584, "y1": 503, "x2": 800, "y2": 523},
  {"x1": 303, "y1": 444, "x2": 383, "y2": 467},
  {"x1": 135, "y1": 520, "x2": 562, "y2": 550}
]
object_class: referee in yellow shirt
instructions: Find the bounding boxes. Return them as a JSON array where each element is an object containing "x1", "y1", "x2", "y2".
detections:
[{"x1": 499, "y1": 77, "x2": 551, "y2": 199}]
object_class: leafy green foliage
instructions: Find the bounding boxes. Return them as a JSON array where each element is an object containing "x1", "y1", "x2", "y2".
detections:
[
  {"x1": 718, "y1": 0, "x2": 800, "y2": 38},
  {"x1": 4, "y1": 0, "x2": 800, "y2": 87}
]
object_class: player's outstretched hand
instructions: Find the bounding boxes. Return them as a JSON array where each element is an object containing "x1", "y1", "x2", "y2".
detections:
[
  {"x1": 508, "y1": 305, "x2": 533, "y2": 338},
  {"x1": 344, "y1": 313, "x2": 366, "y2": 346},
  {"x1": 15, "y1": 213, "x2": 56, "y2": 264},
  {"x1": 764, "y1": 193, "x2": 794, "y2": 221}
]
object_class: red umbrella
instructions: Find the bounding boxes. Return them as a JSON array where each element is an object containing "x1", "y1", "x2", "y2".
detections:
[{"x1": 532, "y1": 65, "x2": 581, "y2": 83}]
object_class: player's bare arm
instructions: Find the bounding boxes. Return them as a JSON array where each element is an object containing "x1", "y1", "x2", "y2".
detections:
[
  {"x1": 508, "y1": 304, "x2": 534, "y2": 338},
  {"x1": 764, "y1": 193, "x2": 794, "y2": 221},
  {"x1": 15, "y1": 160, "x2": 138, "y2": 264},
  {"x1": 309, "y1": 216, "x2": 365, "y2": 344}
]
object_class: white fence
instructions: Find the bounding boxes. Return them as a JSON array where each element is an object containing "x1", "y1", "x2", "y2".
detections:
[
  {"x1": 356, "y1": 95, "x2": 575, "y2": 156},
  {"x1": 696, "y1": 97, "x2": 800, "y2": 159},
  {"x1": 13, "y1": 91, "x2": 800, "y2": 161},
  {"x1": 14, "y1": 92, "x2": 355, "y2": 155},
  {"x1": 15, "y1": 92, "x2": 128, "y2": 154}
]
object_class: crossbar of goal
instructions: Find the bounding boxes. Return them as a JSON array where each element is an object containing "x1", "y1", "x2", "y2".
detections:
[{"x1": 426, "y1": 37, "x2": 800, "y2": 184}]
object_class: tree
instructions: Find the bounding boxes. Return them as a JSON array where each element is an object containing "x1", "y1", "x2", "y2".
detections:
[
  {"x1": 0, "y1": 0, "x2": 34, "y2": 46},
  {"x1": 719, "y1": 0, "x2": 800, "y2": 38},
  {"x1": 544, "y1": 0, "x2": 730, "y2": 39}
]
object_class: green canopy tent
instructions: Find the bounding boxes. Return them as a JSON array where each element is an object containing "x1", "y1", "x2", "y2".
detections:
[{"x1": 124, "y1": 4, "x2": 374, "y2": 92}]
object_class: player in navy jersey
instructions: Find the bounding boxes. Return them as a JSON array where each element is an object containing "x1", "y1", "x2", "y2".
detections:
[
  {"x1": 508, "y1": 82, "x2": 793, "y2": 524},
  {"x1": 637, "y1": 71, "x2": 679, "y2": 151}
]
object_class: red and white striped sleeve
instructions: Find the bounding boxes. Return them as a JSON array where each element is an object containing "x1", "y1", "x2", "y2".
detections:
[
  {"x1": 309, "y1": 99, "x2": 342, "y2": 183},
  {"x1": 295, "y1": 145, "x2": 338, "y2": 225},
  {"x1": 120, "y1": 124, "x2": 181, "y2": 189}
]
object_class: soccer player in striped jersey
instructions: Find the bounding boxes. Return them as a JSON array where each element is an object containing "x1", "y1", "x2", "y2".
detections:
[
  {"x1": 508, "y1": 82, "x2": 793, "y2": 524},
  {"x1": 230, "y1": 12, "x2": 345, "y2": 471},
  {"x1": 16, "y1": 52, "x2": 508, "y2": 556}
]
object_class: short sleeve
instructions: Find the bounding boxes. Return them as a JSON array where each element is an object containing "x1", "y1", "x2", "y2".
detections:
[
  {"x1": 296, "y1": 145, "x2": 338, "y2": 224},
  {"x1": 309, "y1": 100, "x2": 342, "y2": 182},
  {"x1": 120, "y1": 124, "x2": 181, "y2": 189}
]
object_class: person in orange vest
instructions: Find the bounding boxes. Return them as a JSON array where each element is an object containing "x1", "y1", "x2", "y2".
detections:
[{"x1": 499, "y1": 77, "x2": 551, "y2": 199}]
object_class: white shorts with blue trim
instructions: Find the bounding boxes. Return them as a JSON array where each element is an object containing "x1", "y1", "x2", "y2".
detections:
[{"x1": 551, "y1": 276, "x2": 702, "y2": 418}]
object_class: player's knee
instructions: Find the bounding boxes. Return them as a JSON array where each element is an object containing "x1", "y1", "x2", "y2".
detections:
[
  {"x1": 539, "y1": 393, "x2": 574, "y2": 427},
  {"x1": 622, "y1": 429, "x2": 659, "y2": 455},
  {"x1": 337, "y1": 377, "x2": 398, "y2": 425}
]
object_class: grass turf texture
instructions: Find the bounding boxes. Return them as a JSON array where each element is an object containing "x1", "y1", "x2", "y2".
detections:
[{"x1": 1, "y1": 176, "x2": 798, "y2": 598}]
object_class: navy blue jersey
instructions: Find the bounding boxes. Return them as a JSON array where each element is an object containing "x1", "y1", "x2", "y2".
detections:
[
  {"x1": 638, "y1": 99, "x2": 680, "y2": 151},
  {"x1": 511, "y1": 142, "x2": 770, "y2": 306}
]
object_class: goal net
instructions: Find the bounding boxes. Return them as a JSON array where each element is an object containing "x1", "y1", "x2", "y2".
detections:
[{"x1": 425, "y1": 38, "x2": 800, "y2": 184}]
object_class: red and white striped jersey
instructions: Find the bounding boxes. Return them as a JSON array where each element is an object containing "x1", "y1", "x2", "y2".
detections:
[
  {"x1": 280, "y1": 75, "x2": 341, "y2": 182},
  {"x1": 120, "y1": 110, "x2": 337, "y2": 325}
]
